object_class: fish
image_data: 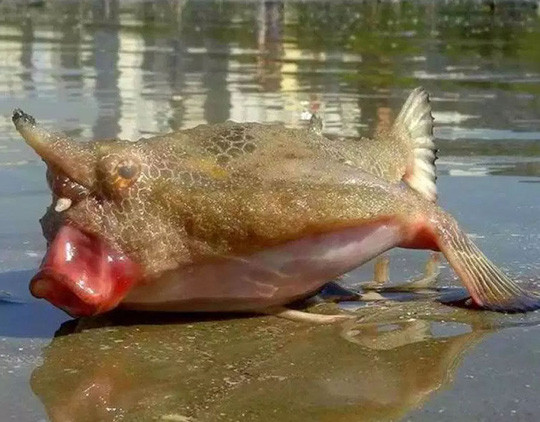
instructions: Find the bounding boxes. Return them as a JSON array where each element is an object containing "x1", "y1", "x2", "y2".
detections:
[{"x1": 12, "y1": 87, "x2": 540, "y2": 318}]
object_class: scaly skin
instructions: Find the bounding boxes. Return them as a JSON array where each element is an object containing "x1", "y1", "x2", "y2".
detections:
[
  {"x1": 20, "y1": 118, "x2": 417, "y2": 278},
  {"x1": 12, "y1": 96, "x2": 540, "y2": 314}
]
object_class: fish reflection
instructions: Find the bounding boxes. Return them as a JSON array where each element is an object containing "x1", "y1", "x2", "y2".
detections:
[{"x1": 31, "y1": 304, "x2": 494, "y2": 422}]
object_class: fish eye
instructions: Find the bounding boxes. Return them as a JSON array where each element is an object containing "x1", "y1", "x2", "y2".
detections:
[
  {"x1": 98, "y1": 154, "x2": 142, "y2": 197},
  {"x1": 117, "y1": 161, "x2": 139, "y2": 180},
  {"x1": 113, "y1": 159, "x2": 140, "y2": 189}
]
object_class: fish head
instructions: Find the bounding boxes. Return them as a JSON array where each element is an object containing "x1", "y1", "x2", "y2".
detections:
[{"x1": 13, "y1": 109, "x2": 189, "y2": 317}]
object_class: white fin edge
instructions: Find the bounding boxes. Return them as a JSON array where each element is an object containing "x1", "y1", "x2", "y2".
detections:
[{"x1": 393, "y1": 87, "x2": 437, "y2": 202}]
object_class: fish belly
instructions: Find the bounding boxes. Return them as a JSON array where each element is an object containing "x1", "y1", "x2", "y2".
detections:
[{"x1": 122, "y1": 221, "x2": 403, "y2": 312}]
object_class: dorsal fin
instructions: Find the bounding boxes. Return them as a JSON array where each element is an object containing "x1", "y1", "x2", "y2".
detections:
[{"x1": 392, "y1": 87, "x2": 437, "y2": 202}]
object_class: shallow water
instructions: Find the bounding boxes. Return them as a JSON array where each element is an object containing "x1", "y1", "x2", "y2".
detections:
[{"x1": 0, "y1": 0, "x2": 539, "y2": 420}]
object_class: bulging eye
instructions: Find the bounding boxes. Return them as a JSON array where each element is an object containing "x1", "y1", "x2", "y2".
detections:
[
  {"x1": 117, "y1": 160, "x2": 139, "y2": 180},
  {"x1": 113, "y1": 159, "x2": 140, "y2": 190},
  {"x1": 99, "y1": 155, "x2": 141, "y2": 196}
]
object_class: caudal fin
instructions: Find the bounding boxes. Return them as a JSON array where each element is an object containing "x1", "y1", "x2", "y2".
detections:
[
  {"x1": 436, "y1": 219, "x2": 540, "y2": 312},
  {"x1": 393, "y1": 87, "x2": 437, "y2": 202}
]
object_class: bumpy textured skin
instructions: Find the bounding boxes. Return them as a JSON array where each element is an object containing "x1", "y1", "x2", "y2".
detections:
[
  {"x1": 12, "y1": 92, "x2": 539, "y2": 312},
  {"x1": 29, "y1": 118, "x2": 422, "y2": 279}
]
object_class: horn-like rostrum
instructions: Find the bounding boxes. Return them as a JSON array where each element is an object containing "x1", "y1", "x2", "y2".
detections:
[{"x1": 13, "y1": 109, "x2": 96, "y2": 189}]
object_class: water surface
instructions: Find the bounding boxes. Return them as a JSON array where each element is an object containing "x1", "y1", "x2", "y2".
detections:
[{"x1": 0, "y1": 1, "x2": 539, "y2": 421}]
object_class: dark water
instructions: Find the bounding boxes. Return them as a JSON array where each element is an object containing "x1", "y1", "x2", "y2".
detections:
[{"x1": 0, "y1": 1, "x2": 539, "y2": 420}]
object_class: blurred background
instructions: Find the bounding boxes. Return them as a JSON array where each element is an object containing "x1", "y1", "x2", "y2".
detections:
[{"x1": 2, "y1": 1, "x2": 540, "y2": 151}]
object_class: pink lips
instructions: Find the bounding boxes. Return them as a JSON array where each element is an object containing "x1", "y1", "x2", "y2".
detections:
[{"x1": 30, "y1": 225, "x2": 141, "y2": 317}]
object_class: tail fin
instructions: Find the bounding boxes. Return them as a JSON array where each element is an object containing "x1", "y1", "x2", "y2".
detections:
[
  {"x1": 436, "y1": 219, "x2": 540, "y2": 312},
  {"x1": 393, "y1": 87, "x2": 437, "y2": 202}
]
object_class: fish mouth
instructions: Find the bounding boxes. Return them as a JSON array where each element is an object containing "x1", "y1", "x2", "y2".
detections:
[
  {"x1": 30, "y1": 225, "x2": 141, "y2": 317},
  {"x1": 46, "y1": 166, "x2": 91, "y2": 213},
  {"x1": 12, "y1": 109, "x2": 142, "y2": 316}
]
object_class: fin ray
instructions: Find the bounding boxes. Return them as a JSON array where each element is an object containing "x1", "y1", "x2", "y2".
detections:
[
  {"x1": 393, "y1": 87, "x2": 437, "y2": 202},
  {"x1": 436, "y1": 219, "x2": 540, "y2": 312}
]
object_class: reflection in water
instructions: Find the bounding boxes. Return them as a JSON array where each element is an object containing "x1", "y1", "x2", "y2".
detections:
[
  {"x1": 1, "y1": 0, "x2": 540, "y2": 162},
  {"x1": 30, "y1": 303, "x2": 500, "y2": 422},
  {"x1": 92, "y1": 1, "x2": 121, "y2": 139}
]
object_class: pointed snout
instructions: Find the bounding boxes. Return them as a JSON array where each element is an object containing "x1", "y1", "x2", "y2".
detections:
[
  {"x1": 12, "y1": 108, "x2": 36, "y2": 127},
  {"x1": 12, "y1": 109, "x2": 97, "y2": 188}
]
